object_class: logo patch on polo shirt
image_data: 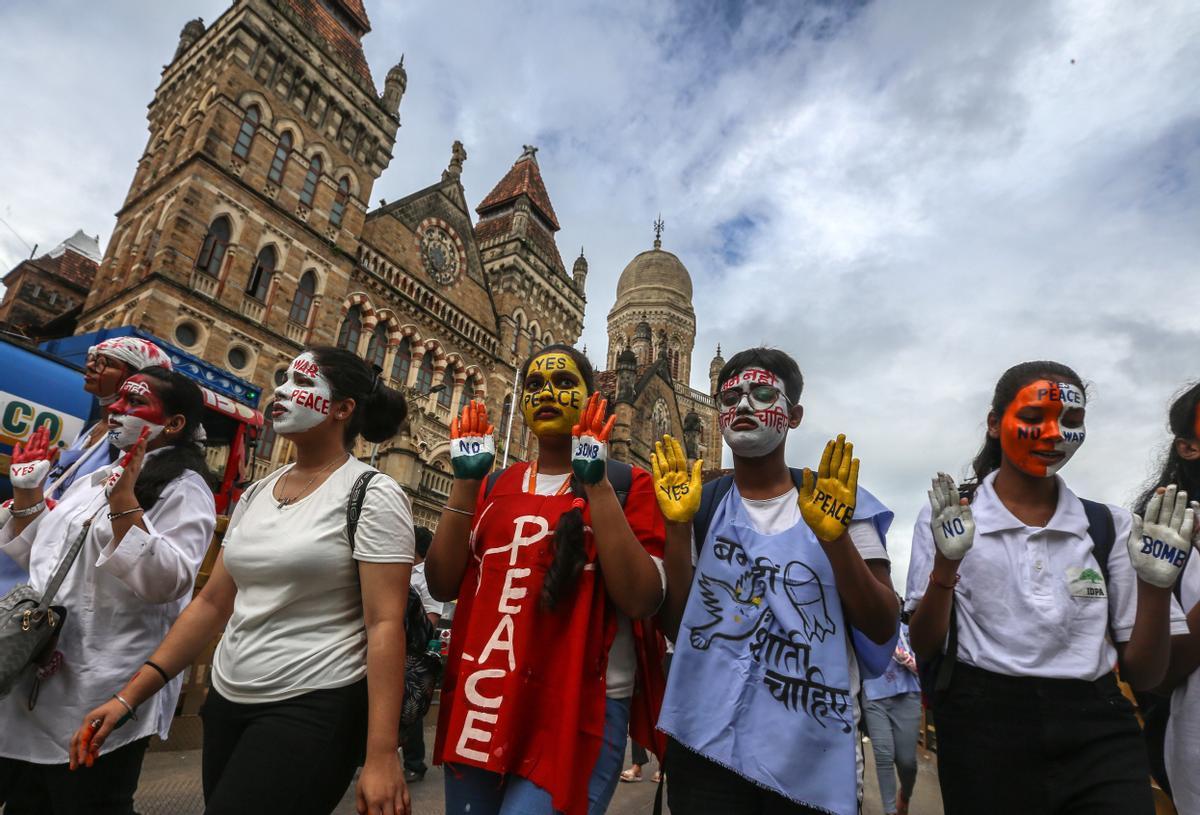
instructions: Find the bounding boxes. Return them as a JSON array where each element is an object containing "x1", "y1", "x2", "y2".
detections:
[{"x1": 1066, "y1": 566, "x2": 1107, "y2": 599}]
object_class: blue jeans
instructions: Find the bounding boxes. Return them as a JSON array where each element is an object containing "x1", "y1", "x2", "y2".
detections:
[
  {"x1": 863, "y1": 692, "x2": 922, "y2": 815},
  {"x1": 444, "y1": 696, "x2": 631, "y2": 815}
]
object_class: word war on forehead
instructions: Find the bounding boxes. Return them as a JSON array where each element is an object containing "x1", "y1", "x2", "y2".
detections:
[{"x1": 291, "y1": 355, "x2": 321, "y2": 378}]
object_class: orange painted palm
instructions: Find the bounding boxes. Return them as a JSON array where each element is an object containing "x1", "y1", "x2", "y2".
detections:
[
  {"x1": 449, "y1": 400, "x2": 496, "y2": 481},
  {"x1": 571, "y1": 393, "x2": 616, "y2": 485}
]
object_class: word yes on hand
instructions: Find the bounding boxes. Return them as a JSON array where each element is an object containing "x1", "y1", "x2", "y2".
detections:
[{"x1": 660, "y1": 482, "x2": 690, "y2": 502}]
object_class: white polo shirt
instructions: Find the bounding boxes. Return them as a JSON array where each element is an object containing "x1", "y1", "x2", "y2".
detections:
[{"x1": 905, "y1": 471, "x2": 1188, "y2": 681}]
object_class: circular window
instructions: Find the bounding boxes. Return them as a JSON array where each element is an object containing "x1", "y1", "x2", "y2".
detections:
[
  {"x1": 417, "y1": 221, "x2": 464, "y2": 285},
  {"x1": 227, "y1": 346, "x2": 249, "y2": 370},
  {"x1": 273, "y1": 367, "x2": 288, "y2": 386},
  {"x1": 174, "y1": 321, "x2": 199, "y2": 348}
]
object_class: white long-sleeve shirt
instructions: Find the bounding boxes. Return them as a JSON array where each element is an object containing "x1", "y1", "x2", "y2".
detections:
[{"x1": 0, "y1": 450, "x2": 215, "y2": 764}]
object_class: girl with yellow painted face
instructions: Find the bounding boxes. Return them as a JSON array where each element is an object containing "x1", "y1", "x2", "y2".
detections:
[
  {"x1": 425, "y1": 344, "x2": 668, "y2": 815},
  {"x1": 906, "y1": 360, "x2": 1191, "y2": 815}
]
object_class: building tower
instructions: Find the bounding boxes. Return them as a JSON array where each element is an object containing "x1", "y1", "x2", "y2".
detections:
[
  {"x1": 606, "y1": 219, "x2": 695, "y2": 383},
  {"x1": 77, "y1": 0, "x2": 401, "y2": 400}
]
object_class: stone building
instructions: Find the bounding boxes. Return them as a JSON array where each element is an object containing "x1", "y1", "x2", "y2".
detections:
[
  {"x1": 598, "y1": 227, "x2": 723, "y2": 473},
  {"x1": 68, "y1": 0, "x2": 715, "y2": 524},
  {"x1": 0, "y1": 231, "x2": 100, "y2": 334}
]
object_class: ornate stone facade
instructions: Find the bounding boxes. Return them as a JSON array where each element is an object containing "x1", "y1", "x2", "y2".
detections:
[
  {"x1": 0, "y1": 231, "x2": 100, "y2": 334},
  {"x1": 72, "y1": 1, "x2": 588, "y2": 528}
]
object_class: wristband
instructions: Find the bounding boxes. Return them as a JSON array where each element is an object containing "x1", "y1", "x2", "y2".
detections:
[
  {"x1": 929, "y1": 573, "x2": 960, "y2": 591},
  {"x1": 107, "y1": 507, "x2": 143, "y2": 521},
  {"x1": 11, "y1": 501, "x2": 46, "y2": 518},
  {"x1": 144, "y1": 660, "x2": 171, "y2": 686}
]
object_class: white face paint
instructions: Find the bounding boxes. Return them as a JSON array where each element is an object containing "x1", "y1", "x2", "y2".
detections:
[
  {"x1": 106, "y1": 415, "x2": 164, "y2": 450},
  {"x1": 271, "y1": 352, "x2": 334, "y2": 435},
  {"x1": 716, "y1": 368, "x2": 792, "y2": 459}
]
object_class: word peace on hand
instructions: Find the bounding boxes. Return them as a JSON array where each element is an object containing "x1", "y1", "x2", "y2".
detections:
[
  {"x1": 799, "y1": 434, "x2": 859, "y2": 542},
  {"x1": 928, "y1": 471, "x2": 974, "y2": 561},
  {"x1": 10, "y1": 425, "x2": 57, "y2": 490},
  {"x1": 450, "y1": 401, "x2": 496, "y2": 481},
  {"x1": 650, "y1": 434, "x2": 702, "y2": 523},
  {"x1": 571, "y1": 393, "x2": 615, "y2": 485},
  {"x1": 1128, "y1": 484, "x2": 1194, "y2": 589}
]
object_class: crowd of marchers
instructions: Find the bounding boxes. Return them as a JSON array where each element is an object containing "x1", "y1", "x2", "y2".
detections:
[{"x1": 1, "y1": 337, "x2": 1198, "y2": 815}]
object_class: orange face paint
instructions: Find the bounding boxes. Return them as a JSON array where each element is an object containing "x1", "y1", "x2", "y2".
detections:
[{"x1": 999, "y1": 379, "x2": 1086, "y2": 477}]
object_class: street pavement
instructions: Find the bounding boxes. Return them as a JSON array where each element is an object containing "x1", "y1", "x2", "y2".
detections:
[{"x1": 126, "y1": 717, "x2": 944, "y2": 814}]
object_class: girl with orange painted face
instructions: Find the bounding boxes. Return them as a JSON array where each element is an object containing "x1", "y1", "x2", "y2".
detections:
[
  {"x1": 425, "y1": 344, "x2": 667, "y2": 815},
  {"x1": 905, "y1": 360, "x2": 1190, "y2": 815}
]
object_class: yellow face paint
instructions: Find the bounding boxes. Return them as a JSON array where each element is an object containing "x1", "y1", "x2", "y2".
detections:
[{"x1": 520, "y1": 352, "x2": 587, "y2": 437}]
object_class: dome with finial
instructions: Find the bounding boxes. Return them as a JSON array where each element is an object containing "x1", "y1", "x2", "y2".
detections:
[
  {"x1": 182, "y1": 18, "x2": 205, "y2": 38},
  {"x1": 709, "y1": 344, "x2": 725, "y2": 374},
  {"x1": 617, "y1": 348, "x2": 638, "y2": 368},
  {"x1": 387, "y1": 56, "x2": 407, "y2": 85},
  {"x1": 573, "y1": 247, "x2": 587, "y2": 274},
  {"x1": 613, "y1": 217, "x2": 693, "y2": 310}
]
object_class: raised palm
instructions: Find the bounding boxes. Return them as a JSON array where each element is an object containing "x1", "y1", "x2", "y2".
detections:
[
  {"x1": 929, "y1": 472, "x2": 974, "y2": 560},
  {"x1": 650, "y1": 434, "x2": 703, "y2": 523},
  {"x1": 798, "y1": 434, "x2": 859, "y2": 542}
]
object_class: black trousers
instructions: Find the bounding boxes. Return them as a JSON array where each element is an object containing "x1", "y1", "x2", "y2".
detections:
[
  {"x1": 664, "y1": 738, "x2": 826, "y2": 815},
  {"x1": 0, "y1": 737, "x2": 150, "y2": 815},
  {"x1": 200, "y1": 679, "x2": 367, "y2": 815},
  {"x1": 400, "y1": 715, "x2": 426, "y2": 775},
  {"x1": 934, "y1": 663, "x2": 1155, "y2": 815}
]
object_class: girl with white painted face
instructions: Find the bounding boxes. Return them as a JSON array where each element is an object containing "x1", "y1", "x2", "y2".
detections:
[
  {"x1": 425, "y1": 343, "x2": 667, "y2": 815},
  {"x1": 0, "y1": 367, "x2": 214, "y2": 814},
  {"x1": 69, "y1": 347, "x2": 416, "y2": 815},
  {"x1": 1134, "y1": 382, "x2": 1200, "y2": 815},
  {"x1": 906, "y1": 360, "x2": 1191, "y2": 815}
]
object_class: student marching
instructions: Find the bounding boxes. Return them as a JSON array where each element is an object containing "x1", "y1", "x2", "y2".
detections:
[
  {"x1": 425, "y1": 344, "x2": 667, "y2": 815},
  {"x1": 906, "y1": 361, "x2": 1191, "y2": 815}
]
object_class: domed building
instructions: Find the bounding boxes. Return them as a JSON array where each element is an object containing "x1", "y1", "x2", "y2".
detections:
[{"x1": 595, "y1": 223, "x2": 723, "y2": 471}]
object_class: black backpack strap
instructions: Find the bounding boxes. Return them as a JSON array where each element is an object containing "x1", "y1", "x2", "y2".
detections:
[
  {"x1": 605, "y1": 460, "x2": 633, "y2": 508},
  {"x1": 1080, "y1": 498, "x2": 1117, "y2": 585},
  {"x1": 692, "y1": 474, "x2": 735, "y2": 558},
  {"x1": 483, "y1": 470, "x2": 503, "y2": 501},
  {"x1": 346, "y1": 471, "x2": 381, "y2": 552}
]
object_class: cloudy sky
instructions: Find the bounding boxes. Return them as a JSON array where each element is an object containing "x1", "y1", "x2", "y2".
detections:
[{"x1": 2, "y1": 0, "x2": 1198, "y2": 590}]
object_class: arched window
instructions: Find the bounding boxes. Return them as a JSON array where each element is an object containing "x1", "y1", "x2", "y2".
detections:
[
  {"x1": 233, "y1": 105, "x2": 259, "y2": 159},
  {"x1": 258, "y1": 422, "x2": 277, "y2": 460},
  {"x1": 365, "y1": 324, "x2": 388, "y2": 369},
  {"x1": 195, "y1": 216, "x2": 231, "y2": 277},
  {"x1": 459, "y1": 373, "x2": 478, "y2": 414},
  {"x1": 437, "y1": 368, "x2": 454, "y2": 409},
  {"x1": 337, "y1": 304, "x2": 363, "y2": 351},
  {"x1": 300, "y1": 154, "x2": 322, "y2": 207},
  {"x1": 245, "y1": 245, "x2": 276, "y2": 301},
  {"x1": 415, "y1": 352, "x2": 435, "y2": 394},
  {"x1": 268, "y1": 130, "x2": 292, "y2": 184},
  {"x1": 391, "y1": 337, "x2": 412, "y2": 387},
  {"x1": 330, "y1": 176, "x2": 350, "y2": 228},
  {"x1": 289, "y1": 270, "x2": 316, "y2": 325},
  {"x1": 511, "y1": 313, "x2": 524, "y2": 354}
]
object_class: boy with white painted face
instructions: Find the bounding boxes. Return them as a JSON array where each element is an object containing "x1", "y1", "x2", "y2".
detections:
[
  {"x1": 655, "y1": 347, "x2": 899, "y2": 815},
  {"x1": 906, "y1": 360, "x2": 1191, "y2": 815},
  {"x1": 71, "y1": 347, "x2": 417, "y2": 815}
]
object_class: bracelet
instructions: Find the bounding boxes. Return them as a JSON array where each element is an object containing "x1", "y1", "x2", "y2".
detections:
[
  {"x1": 442, "y1": 505, "x2": 474, "y2": 518},
  {"x1": 144, "y1": 660, "x2": 171, "y2": 686},
  {"x1": 929, "y1": 573, "x2": 961, "y2": 591},
  {"x1": 10, "y1": 501, "x2": 46, "y2": 518},
  {"x1": 107, "y1": 506, "x2": 143, "y2": 521},
  {"x1": 112, "y1": 693, "x2": 138, "y2": 721}
]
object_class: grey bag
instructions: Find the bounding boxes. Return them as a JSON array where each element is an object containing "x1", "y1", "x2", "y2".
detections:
[{"x1": 0, "y1": 516, "x2": 95, "y2": 705}]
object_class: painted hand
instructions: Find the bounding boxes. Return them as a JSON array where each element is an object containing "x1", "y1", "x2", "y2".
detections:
[
  {"x1": 10, "y1": 426, "x2": 58, "y2": 490},
  {"x1": 105, "y1": 427, "x2": 149, "y2": 499},
  {"x1": 929, "y1": 472, "x2": 974, "y2": 560},
  {"x1": 449, "y1": 400, "x2": 495, "y2": 481},
  {"x1": 571, "y1": 393, "x2": 616, "y2": 485},
  {"x1": 651, "y1": 434, "x2": 703, "y2": 523},
  {"x1": 798, "y1": 434, "x2": 859, "y2": 543},
  {"x1": 1128, "y1": 485, "x2": 1194, "y2": 589}
]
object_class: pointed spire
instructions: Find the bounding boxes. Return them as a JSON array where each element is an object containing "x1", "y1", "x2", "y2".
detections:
[
  {"x1": 653, "y1": 214, "x2": 665, "y2": 249},
  {"x1": 476, "y1": 145, "x2": 560, "y2": 230}
]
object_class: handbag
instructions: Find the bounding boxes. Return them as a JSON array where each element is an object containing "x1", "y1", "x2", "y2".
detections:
[{"x1": 0, "y1": 513, "x2": 97, "y2": 706}]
